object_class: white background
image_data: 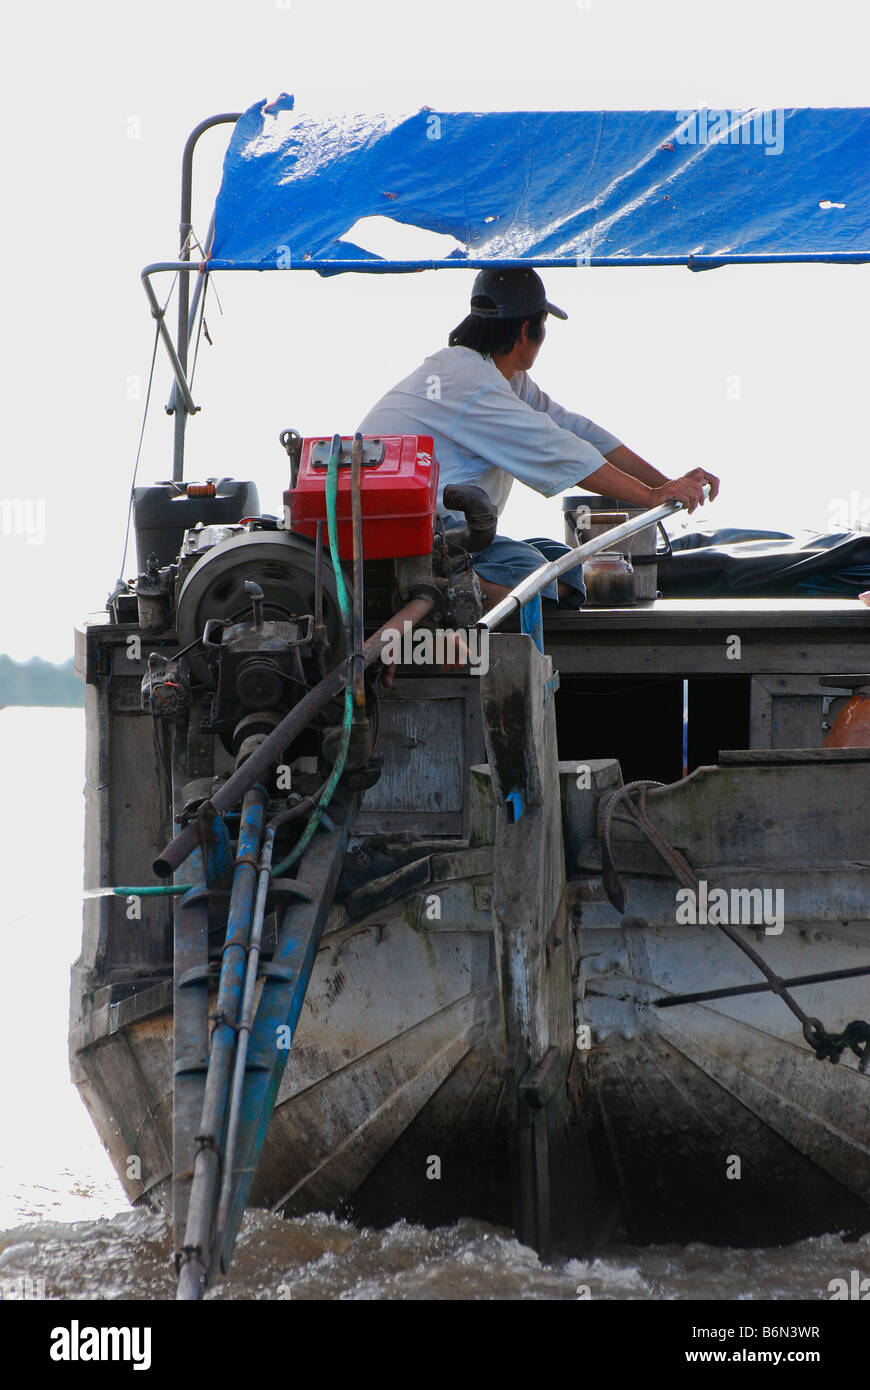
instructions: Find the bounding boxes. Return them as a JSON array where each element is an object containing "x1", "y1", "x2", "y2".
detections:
[{"x1": 2, "y1": 0, "x2": 868, "y2": 660}]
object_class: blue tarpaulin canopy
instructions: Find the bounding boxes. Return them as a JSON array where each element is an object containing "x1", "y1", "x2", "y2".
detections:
[{"x1": 207, "y1": 95, "x2": 870, "y2": 273}]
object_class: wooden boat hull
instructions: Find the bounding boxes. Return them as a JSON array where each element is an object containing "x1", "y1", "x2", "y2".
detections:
[
  {"x1": 71, "y1": 911, "x2": 511, "y2": 1229},
  {"x1": 71, "y1": 607, "x2": 870, "y2": 1250}
]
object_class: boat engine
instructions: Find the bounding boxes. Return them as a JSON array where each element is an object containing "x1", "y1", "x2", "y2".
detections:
[
  {"x1": 116, "y1": 435, "x2": 496, "y2": 1295},
  {"x1": 130, "y1": 433, "x2": 494, "y2": 792},
  {"x1": 170, "y1": 527, "x2": 348, "y2": 756}
]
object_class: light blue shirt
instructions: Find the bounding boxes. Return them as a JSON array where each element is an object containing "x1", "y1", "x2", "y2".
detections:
[{"x1": 358, "y1": 345, "x2": 621, "y2": 521}]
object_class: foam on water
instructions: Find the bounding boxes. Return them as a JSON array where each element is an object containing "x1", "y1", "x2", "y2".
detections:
[{"x1": 0, "y1": 1209, "x2": 866, "y2": 1301}]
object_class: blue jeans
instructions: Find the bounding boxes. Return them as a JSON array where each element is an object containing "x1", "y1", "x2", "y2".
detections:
[{"x1": 441, "y1": 520, "x2": 586, "y2": 607}]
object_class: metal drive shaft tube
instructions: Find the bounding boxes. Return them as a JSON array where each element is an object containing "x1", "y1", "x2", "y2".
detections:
[
  {"x1": 478, "y1": 499, "x2": 682, "y2": 632},
  {"x1": 176, "y1": 785, "x2": 266, "y2": 1301},
  {"x1": 154, "y1": 595, "x2": 434, "y2": 878},
  {"x1": 212, "y1": 824, "x2": 276, "y2": 1272}
]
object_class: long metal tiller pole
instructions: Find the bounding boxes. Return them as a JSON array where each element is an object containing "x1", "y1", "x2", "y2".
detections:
[
  {"x1": 176, "y1": 785, "x2": 266, "y2": 1301},
  {"x1": 211, "y1": 825, "x2": 276, "y2": 1275},
  {"x1": 478, "y1": 499, "x2": 682, "y2": 632}
]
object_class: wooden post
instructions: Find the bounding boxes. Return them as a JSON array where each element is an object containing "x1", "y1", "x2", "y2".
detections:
[{"x1": 480, "y1": 632, "x2": 580, "y2": 1254}]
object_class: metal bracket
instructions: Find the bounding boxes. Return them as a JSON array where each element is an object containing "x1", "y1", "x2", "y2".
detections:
[
  {"x1": 174, "y1": 1053, "x2": 209, "y2": 1076},
  {"x1": 177, "y1": 887, "x2": 231, "y2": 909},
  {"x1": 177, "y1": 963, "x2": 219, "y2": 988},
  {"x1": 309, "y1": 436, "x2": 386, "y2": 468},
  {"x1": 269, "y1": 879, "x2": 315, "y2": 901},
  {"x1": 257, "y1": 962, "x2": 298, "y2": 982}
]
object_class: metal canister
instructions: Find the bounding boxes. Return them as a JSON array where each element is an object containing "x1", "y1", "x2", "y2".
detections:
[{"x1": 563, "y1": 494, "x2": 659, "y2": 601}]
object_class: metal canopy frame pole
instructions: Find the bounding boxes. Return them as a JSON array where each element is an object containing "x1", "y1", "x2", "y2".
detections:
[
  {"x1": 202, "y1": 252, "x2": 870, "y2": 272},
  {"x1": 141, "y1": 267, "x2": 199, "y2": 417},
  {"x1": 166, "y1": 209, "x2": 214, "y2": 415},
  {"x1": 169, "y1": 112, "x2": 241, "y2": 482}
]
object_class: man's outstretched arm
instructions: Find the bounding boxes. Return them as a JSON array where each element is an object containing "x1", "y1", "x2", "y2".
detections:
[
  {"x1": 581, "y1": 458, "x2": 714, "y2": 514},
  {"x1": 511, "y1": 373, "x2": 720, "y2": 505},
  {"x1": 604, "y1": 443, "x2": 720, "y2": 502}
]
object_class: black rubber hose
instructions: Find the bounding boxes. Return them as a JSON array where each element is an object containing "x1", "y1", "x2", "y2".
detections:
[{"x1": 441, "y1": 484, "x2": 498, "y2": 553}]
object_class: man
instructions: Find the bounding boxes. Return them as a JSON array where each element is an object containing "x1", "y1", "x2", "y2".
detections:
[{"x1": 358, "y1": 268, "x2": 719, "y2": 609}]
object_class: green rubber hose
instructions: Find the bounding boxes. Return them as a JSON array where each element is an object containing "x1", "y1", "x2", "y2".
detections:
[{"x1": 269, "y1": 432, "x2": 355, "y2": 877}]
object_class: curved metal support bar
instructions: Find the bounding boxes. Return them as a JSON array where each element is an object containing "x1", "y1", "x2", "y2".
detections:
[
  {"x1": 169, "y1": 113, "x2": 242, "y2": 480},
  {"x1": 179, "y1": 113, "x2": 243, "y2": 231},
  {"x1": 140, "y1": 265, "x2": 199, "y2": 416},
  {"x1": 142, "y1": 261, "x2": 205, "y2": 277},
  {"x1": 167, "y1": 210, "x2": 215, "y2": 418},
  {"x1": 478, "y1": 499, "x2": 683, "y2": 632}
]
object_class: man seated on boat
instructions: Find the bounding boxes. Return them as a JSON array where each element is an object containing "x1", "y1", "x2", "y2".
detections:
[{"x1": 358, "y1": 267, "x2": 718, "y2": 610}]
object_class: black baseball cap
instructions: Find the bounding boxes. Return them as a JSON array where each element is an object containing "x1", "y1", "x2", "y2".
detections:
[{"x1": 469, "y1": 267, "x2": 568, "y2": 321}]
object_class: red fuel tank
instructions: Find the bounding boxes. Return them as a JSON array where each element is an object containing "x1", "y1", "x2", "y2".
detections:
[{"x1": 285, "y1": 435, "x2": 438, "y2": 560}]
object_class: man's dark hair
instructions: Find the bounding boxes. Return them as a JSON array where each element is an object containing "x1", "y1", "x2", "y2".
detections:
[{"x1": 448, "y1": 300, "x2": 546, "y2": 356}]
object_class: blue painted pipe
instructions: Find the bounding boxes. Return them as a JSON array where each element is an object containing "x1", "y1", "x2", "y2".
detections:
[
  {"x1": 520, "y1": 595, "x2": 544, "y2": 653},
  {"x1": 217, "y1": 812, "x2": 355, "y2": 1265},
  {"x1": 176, "y1": 783, "x2": 266, "y2": 1301},
  {"x1": 212, "y1": 824, "x2": 276, "y2": 1274}
]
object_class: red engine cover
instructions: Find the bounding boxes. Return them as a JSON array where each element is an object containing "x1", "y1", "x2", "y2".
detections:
[{"x1": 285, "y1": 435, "x2": 439, "y2": 560}]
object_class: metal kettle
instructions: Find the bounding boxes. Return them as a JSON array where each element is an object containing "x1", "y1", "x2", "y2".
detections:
[{"x1": 582, "y1": 552, "x2": 637, "y2": 607}]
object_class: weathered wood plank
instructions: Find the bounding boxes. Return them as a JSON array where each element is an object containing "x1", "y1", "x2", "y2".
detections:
[
  {"x1": 719, "y1": 746, "x2": 870, "y2": 764},
  {"x1": 480, "y1": 632, "x2": 589, "y2": 1254}
]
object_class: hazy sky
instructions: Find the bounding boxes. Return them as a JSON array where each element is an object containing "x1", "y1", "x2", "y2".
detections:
[{"x1": 3, "y1": 0, "x2": 868, "y2": 660}]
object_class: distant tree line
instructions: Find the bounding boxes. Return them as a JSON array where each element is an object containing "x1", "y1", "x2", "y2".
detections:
[{"x1": 0, "y1": 655, "x2": 83, "y2": 707}]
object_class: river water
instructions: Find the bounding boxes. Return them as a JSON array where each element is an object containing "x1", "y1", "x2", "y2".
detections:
[{"x1": 1, "y1": 707, "x2": 866, "y2": 1301}]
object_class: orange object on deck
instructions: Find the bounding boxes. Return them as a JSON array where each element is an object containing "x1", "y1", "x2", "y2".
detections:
[{"x1": 824, "y1": 686, "x2": 870, "y2": 747}]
